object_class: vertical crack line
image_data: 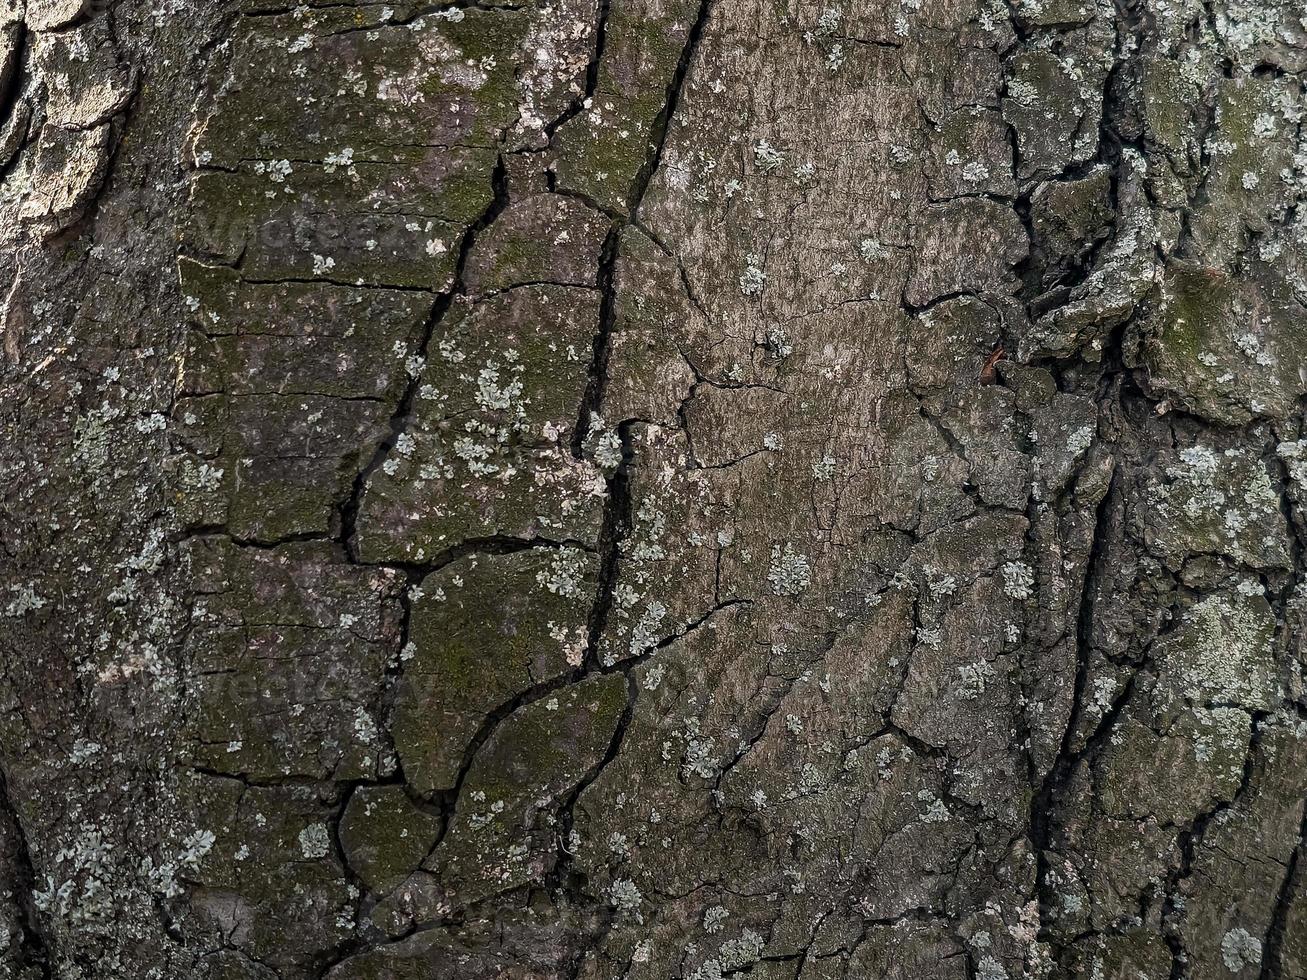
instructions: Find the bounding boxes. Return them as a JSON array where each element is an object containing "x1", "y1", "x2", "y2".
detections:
[
  {"x1": 1030, "y1": 467, "x2": 1117, "y2": 908},
  {"x1": 575, "y1": 0, "x2": 713, "y2": 659},
  {"x1": 1259, "y1": 805, "x2": 1307, "y2": 980},
  {"x1": 0, "y1": 22, "x2": 26, "y2": 137},
  {"x1": 582, "y1": 421, "x2": 634, "y2": 671},
  {"x1": 313, "y1": 785, "x2": 369, "y2": 980},
  {"x1": 573, "y1": 0, "x2": 715, "y2": 451},
  {"x1": 548, "y1": 670, "x2": 639, "y2": 894},
  {"x1": 627, "y1": 0, "x2": 714, "y2": 215},
  {"x1": 542, "y1": 0, "x2": 613, "y2": 144},
  {"x1": 337, "y1": 154, "x2": 511, "y2": 561},
  {"x1": 573, "y1": 226, "x2": 622, "y2": 456},
  {"x1": 0, "y1": 765, "x2": 52, "y2": 980},
  {"x1": 337, "y1": 0, "x2": 716, "y2": 948}
]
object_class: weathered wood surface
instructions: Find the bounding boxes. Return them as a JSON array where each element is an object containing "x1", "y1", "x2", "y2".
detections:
[{"x1": 1, "y1": 0, "x2": 1306, "y2": 976}]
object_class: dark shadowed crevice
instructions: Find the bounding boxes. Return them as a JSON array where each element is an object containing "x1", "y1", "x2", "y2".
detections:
[
  {"x1": 1029, "y1": 467, "x2": 1117, "y2": 929},
  {"x1": 626, "y1": 0, "x2": 714, "y2": 215},
  {"x1": 572, "y1": 226, "x2": 623, "y2": 456},
  {"x1": 1259, "y1": 807, "x2": 1307, "y2": 980},
  {"x1": 0, "y1": 765, "x2": 52, "y2": 980}
]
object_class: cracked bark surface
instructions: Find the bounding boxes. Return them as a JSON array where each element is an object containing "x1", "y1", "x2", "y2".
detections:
[{"x1": 3, "y1": 0, "x2": 1307, "y2": 977}]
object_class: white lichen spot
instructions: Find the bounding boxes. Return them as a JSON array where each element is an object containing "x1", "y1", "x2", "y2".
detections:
[
  {"x1": 537, "y1": 549, "x2": 587, "y2": 599},
  {"x1": 298, "y1": 823, "x2": 330, "y2": 859},
  {"x1": 703, "y1": 904, "x2": 730, "y2": 934},
  {"x1": 917, "y1": 789, "x2": 950, "y2": 823},
  {"x1": 323, "y1": 147, "x2": 354, "y2": 171},
  {"x1": 768, "y1": 543, "x2": 811, "y2": 596},
  {"x1": 740, "y1": 260, "x2": 767, "y2": 296},
  {"x1": 609, "y1": 878, "x2": 642, "y2": 918},
  {"x1": 958, "y1": 659, "x2": 996, "y2": 699},
  {"x1": 1001, "y1": 561, "x2": 1035, "y2": 600},
  {"x1": 4, "y1": 584, "x2": 47, "y2": 617},
  {"x1": 1220, "y1": 927, "x2": 1262, "y2": 972},
  {"x1": 1066, "y1": 425, "x2": 1093, "y2": 456},
  {"x1": 753, "y1": 140, "x2": 785, "y2": 171}
]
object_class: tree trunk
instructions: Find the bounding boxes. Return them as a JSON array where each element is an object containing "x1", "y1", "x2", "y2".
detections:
[{"x1": 1, "y1": 0, "x2": 1305, "y2": 977}]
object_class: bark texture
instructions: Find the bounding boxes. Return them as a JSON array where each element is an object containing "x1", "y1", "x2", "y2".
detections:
[{"x1": 1, "y1": 0, "x2": 1306, "y2": 977}]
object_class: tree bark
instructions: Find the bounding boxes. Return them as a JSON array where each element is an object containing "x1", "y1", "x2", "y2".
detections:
[{"x1": 1, "y1": 0, "x2": 1306, "y2": 977}]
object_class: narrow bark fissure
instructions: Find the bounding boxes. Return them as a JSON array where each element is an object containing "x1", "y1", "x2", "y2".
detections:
[
  {"x1": 0, "y1": 22, "x2": 26, "y2": 138},
  {"x1": 337, "y1": 154, "x2": 511, "y2": 561},
  {"x1": 1259, "y1": 807, "x2": 1307, "y2": 980},
  {"x1": 1002, "y1": 0, "x2": 1167, "y2": 962},
  {"x1": 0, "y1": 765, "x2": 52, "y2": 980},
  {"x1": 627, "y1": 0, "x2": 714, "y2": 213},
  {"x1": 572, "y1": 226, "x2": 623, "y2": 456},
  {"x1": 541, "y1": 0, "x2": 615, "y2": 145},
  {"x1": 311, "y1": 786, "x2": 373, "y2": 980},
  {"x1": 1030, "y1": 469, "x2": 1117, "y2": 930},
  {"x1": 352, "y1": 534, "x2": 595, "y2": 576}
]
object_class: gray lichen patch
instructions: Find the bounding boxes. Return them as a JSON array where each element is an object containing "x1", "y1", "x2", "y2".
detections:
[
  {"x1": 1138, "y1": 439, "x2": 1292, "y2": 572},
  {"x1": 1153, "y1": 589, "x2": 1280, "y2": 712}
]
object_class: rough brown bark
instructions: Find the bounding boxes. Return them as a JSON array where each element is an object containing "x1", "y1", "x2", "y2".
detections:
[{"x1": 1, "y1": 0, "x2": 1306, "y2": 977}]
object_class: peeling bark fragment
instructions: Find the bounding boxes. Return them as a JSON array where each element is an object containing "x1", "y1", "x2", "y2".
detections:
[
  {"x1": 18, "y1": 121, "x2": 111, "y2": 228},
  {"x1": 24, "y1": 0, "x2": 85, "y2": 32},
  {"x1": 34, "y1": 20, "x2": 133, "y2": 129},
  {"x1": 1022, "y1": 195, "x2": 1170, "y2": 362},
  {"x1": 1137, "y1": 261, "x2": 1307, "y2": 425}
]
